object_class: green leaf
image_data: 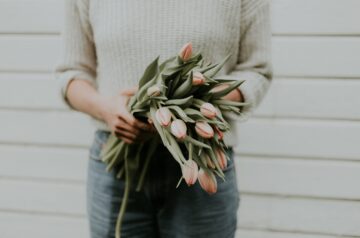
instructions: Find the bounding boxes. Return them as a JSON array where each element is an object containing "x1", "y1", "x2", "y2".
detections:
[
  {"x1": 172, "y1": 72, "x2": 193, "y2": 98},
  {"x1": 183, "y1": 136, "x2": 211, "y2": 149},
  {"x1": 105, "y1": 142, "x2": 126, "y2": 172},
  {"x1": 218, "y1": 105, "x2": 240, "y2": 113},
  {"x1": 138, "y1": 56, "x2": 160, "y2": 88},
  {"x1": 203, "y1": 53, "x2": 232, "y2": 78},
  {"x1": 205, "y1": 119, "x2": 230, "y2": 129},
  {"x1": 151, "y1": 96, "x2": 168, "y2": 101},
  {"x1": 100, "y1": 134, "x2": 119, "y2": 158},
  {"x1": 183, "y1": 108, "x2": 206, "y2": 121},
  {"x1": 213, "y1": 78, "x2": 238, "y2": 83},
  {"x1": 163, "y1": 129, "x2": 186, "y2": 163},
  {"x1": 198, "y1": 63, "x2": 217, "y2": 74},
  {"x1": 159, "y1": 56, "x2": 177, "y2": 71},
  {"x1": 203, "y1": 75, "x2": 218, "y2": 84},
  {"x1": 168, "y1": 105, "x2": 195, "y2": 123},
  {"x1": 166, "y1": 74, "x2": 182, "y2": 96},
  {"x1": 136, "y1": 78, "x2": 156, "y2": 102},
  {"x1": 165, "y1": 96, "x2": 193, "y2": 108}
]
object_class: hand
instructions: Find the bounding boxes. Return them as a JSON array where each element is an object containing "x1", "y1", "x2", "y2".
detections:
[
  {"x1": 99, "y1": 87, "x2": 155, "y2": 144},
  {"x1": 213, "y1": 84, "x2": 244, "y2": 102}
]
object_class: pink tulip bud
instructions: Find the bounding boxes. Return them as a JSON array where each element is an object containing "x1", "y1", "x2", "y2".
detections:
[
  {"x1": 155, "y1": 107, "x2": 172, "y2": 127},
  {"x1": 214, "y1": 126, "x2": 224, "y2": 140},
  {"x1": 192, "y1": 72, "x2": 206, "y2": 86},
  {"x1": 147, "y1": 85, "x2": 161, "y2": 97},
  {"x1": 170, "y1": 119, "x2": 187, "y2": 139},
  {"x1": 195, "y1": 121, "x2": 214, "y2": 139},
  {"x1": 216, "y1": 148, "x2": 227, "y2": 170},
  {"x1": 181, "y1": 160, "x2": 198, "y2": 186},
  {"x1": 200, "y1": 103, "x2": 217, "y2": 119},
  {"x1": 198, "y1": 169, "x2": 217, "y2": 194},
  {"x1": 179, "y1": 42, "x2": 192, "y2": 61}
]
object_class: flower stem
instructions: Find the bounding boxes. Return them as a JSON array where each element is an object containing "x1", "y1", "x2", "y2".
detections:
[{"x1": 115, "y1": 149, "x2": 130, "y2": 238}]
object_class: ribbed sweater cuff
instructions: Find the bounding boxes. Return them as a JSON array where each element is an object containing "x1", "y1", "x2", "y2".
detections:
[{"x1": 55, "y1": 70, "x2": 96, "y2": 110}]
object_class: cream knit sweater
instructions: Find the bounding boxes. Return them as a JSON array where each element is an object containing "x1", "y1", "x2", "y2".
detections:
[{"x1": 55, "y1": 0, "x2": 272, "y2": 147}]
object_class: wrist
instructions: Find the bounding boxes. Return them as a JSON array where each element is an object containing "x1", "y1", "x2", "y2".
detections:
[
  {"x1": 92, "y1": 94, "x2": 109, "y2": 122},
  {"x1": 235, "y1": 88, "x2": 245, "y2": 102},
  {"x1": 222, "y1": 87, "x2": 244, "y2": 102}
]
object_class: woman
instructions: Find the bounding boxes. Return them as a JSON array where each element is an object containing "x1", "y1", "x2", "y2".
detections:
[{"x1": 55, "y1": 0, "x2": 272, "y2": 237}]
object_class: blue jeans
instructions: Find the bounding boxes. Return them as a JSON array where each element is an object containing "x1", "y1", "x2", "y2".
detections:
[{"x1": 87, "y1": 130, "x2": 240, "y2": 238}]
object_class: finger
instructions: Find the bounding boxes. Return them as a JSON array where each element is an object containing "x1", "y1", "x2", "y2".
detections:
[
  {"x1": 114, "y1": 127, "x2": 137, "y2": 140},
  {"x1": 115, "y1": 118, "x2": 141, "y2": 135},
  {"x1": 114, "y1": 131, "x2": 136, "y2": 144},
  {"x1": 120, "y1": 111, "x2": 152, "y2": 131}
]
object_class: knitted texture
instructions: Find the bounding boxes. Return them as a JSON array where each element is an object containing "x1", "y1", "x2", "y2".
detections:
[{"x1": 55, "y1": 0, "x2": 272, "y2": 147}]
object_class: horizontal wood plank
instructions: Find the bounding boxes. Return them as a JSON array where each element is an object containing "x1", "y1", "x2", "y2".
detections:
[
  {"x1": 0, "y1": 35, "x2": 60, "y2": 72},
  {"x1": 0, "y1": 180, "x2": 85, "y2": 215},
  {"x1": 0, "y1": 0, "x2": 62, "y2": 34},
  {"x1": 0, "y1": 212, "x2": 88, "y2": 238},
  {"x1": 0, "y1": 110, "x2": 94, "y2": 147},
  {"x1": 0, "y1": 73, "x2": 65, "y2": 109},
  {"x1": 256, "y1": 78, "x2": 360, "y2": 120},
  {"x1": 272, "y1": 0, "x2": 360, "y2": 35},
  {"x1": 1, "y1": 35, "x2": 360, "y2": 78},
  {"x1": 236, "y1": 118, "x2": 360, "y2": 161},
  {"x1": 272, "y1": 37, "x2": 360, "y2": 78},
  {"x1": 236, "y1": 229, "x2": 336, "y2": 238},
  {"x1": 239, "y1": 195, "x2": 360, "y2": 237},
  {"x1": 0, "y1": 145, "x2": 87, "y2": 181},
  {"x1": 236, "y1": 157, "x2": 360, "y2": 200}
]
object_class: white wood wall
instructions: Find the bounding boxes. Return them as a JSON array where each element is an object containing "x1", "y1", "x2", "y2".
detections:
[{"x1": 1, "y1": 0, "x2": 359, "y2": 237}]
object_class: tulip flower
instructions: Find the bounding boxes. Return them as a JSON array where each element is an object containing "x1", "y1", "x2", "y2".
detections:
[
  {"x1": 181, "y1": 159, "x2": 198, "y2": 186},
  {"x1": 170, "y1": 119, "x2": 187, "y2": 139},
  {"x1": 198, "y1": 169, "x2": 217, "y2": 194},
  {"x1": 214, "y1": 126, "x2": 224, "y2": 140},
  {"x1": 195, "y1": 121, "x2": 214, "y2": 139},
  {"x1": 179, "y1": 42, "x2": 192, "y2": 61},
  {"x1": 147, "y1": 85, "x2": 161, "y2": 97},
  {"x1": 216, "y1": 148, "x2": 227, "y2": 170},
  {"x1": 155, "y1": 107, "x2": 172, "y2": 127},
  {"x1": 200, "y1": 103, "x2": 217, "y2": 119},
  {"x1": 192, "y1": 72, "x2": 206, "y2": 86}
]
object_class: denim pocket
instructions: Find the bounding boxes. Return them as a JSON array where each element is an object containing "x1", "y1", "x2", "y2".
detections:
[{"x1": 89, "y1": 130, "x2": 111, "y2": 160}]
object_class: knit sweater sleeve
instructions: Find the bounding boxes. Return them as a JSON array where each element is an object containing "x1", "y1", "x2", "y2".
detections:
[
  {"x1": 54, "y1": 0, "x2": 97, "y2": 110},
  {"x1": 226, "y1": 0, "x2": 273, "y2": 121}
]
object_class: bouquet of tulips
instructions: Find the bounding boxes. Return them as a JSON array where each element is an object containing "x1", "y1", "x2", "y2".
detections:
[{"x1": 100, "y1": 43, "x2": 248, "y2": 238}]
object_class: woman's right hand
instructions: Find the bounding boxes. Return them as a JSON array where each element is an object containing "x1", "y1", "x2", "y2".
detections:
[{"x1": 99, "y1": 88, "x2": 154, "y2": 144}]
